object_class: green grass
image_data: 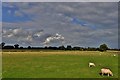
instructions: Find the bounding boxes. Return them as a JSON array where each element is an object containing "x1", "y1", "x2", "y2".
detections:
[{"x1": 2, "y1": 51, "x2": 119, "y2": 78}]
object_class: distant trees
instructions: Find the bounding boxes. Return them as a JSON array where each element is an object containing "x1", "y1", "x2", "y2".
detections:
[
  {"x1": 99, "y1": 44, "x2": 108, "y2": 52},
  {"x1": 73, "y1": 47, "x2": 81, "y2": 50},
  {"x1": 4, "y1": 45, "x2": 14, "y2": 49},
  {"x1": 14, "y1": 44, "x2": 19, "y2": 49},
  {"x1": 67, "y1": 45, "x2": 72, "y2": 50},
  {"x1": 0, "y1": 42, "x2": 119, "y2": 51},
  {"x1": 28, "y1": 46, "x2": 31, "y2": 49},
  {"x1": 87, "y1": 47, "x2": 98, "y2": 51},
  {"x1": 59, "y1": 45, "x2": 65, "y2": 50},
  {"x1": 19, "y1": 46, "x2": 23, "y2": 49}
]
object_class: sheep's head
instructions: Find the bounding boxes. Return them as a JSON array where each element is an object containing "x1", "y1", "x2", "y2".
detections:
[{"x1": 109, "y1": 72, "x2": 113, "y2": 76}]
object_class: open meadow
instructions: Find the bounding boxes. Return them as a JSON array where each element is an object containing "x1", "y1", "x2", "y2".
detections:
[{"x1": 2, "y1": 50, "x2": 119, "y2": 78}]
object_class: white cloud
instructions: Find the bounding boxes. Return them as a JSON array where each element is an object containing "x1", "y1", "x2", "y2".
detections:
[
  {"x1": 2, "y1": 28, "x2": 65, "y2": 46},
  {"x1": 43, "y1": 33, "x2": 65, "y2": 45}
]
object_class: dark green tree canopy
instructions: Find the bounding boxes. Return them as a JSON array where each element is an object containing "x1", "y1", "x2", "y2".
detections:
[
  {"x1": 14, "y1": 44, "x2": 19, "y2": 49},
  {"x1": 99, "y1": 43, "x2": 108, "y2": 51}
]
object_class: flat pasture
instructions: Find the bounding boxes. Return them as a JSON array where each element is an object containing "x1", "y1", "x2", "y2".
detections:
[{"x1": 2, "y1": 51, "x2": 119, "y2": 78}]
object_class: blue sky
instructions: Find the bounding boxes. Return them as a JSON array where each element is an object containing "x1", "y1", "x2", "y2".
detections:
[
  {"x1": 2, "y1": 2, "x2": 118, "y2": 48},
  {"x1": 2, "y1": 5, "x2": 31, "y2": 22}
]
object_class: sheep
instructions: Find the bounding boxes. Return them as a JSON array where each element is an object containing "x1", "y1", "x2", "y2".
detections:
[
  {"x1": 89, "y1": 62, "x2": 95, "y2": 67},
  {"x1": 100, "y1": 68, "x2": 113, "y2": 76},
  {"x1": 113, "y1": 54, "x2": 116, "y2": 57}
]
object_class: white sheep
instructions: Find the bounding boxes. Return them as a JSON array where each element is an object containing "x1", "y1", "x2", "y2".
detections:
[
  {"x1": 100, "y1": 68, "x2": 113, "y2": 76},
  {"x1": 113, "y1": 54, "x2": 116, "y2": 57},
  {"x1": 89, "y1": 62, "x2": 95, "y2": 67}
]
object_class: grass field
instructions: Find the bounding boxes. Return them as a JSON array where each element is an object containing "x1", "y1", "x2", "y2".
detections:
[{"x1": 2, "y1": 50, "x2": 119, "y2": 78}]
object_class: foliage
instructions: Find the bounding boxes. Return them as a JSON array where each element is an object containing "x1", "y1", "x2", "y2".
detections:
[
  {"x1": 14, "y1": 44, "x2": 19, "y2": 49},
  {"x1": 1, "y1": 42, "x2": 118, "y2": 51},
  {"x1": 0, "y1": 42, "x2": 5, "y2": 48},
  {"x1": 99, "y1": 44, "x2": 108, "y2": 52}
]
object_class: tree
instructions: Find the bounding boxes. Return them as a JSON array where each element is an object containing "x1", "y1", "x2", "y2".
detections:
[
  {"x1": 59, "y1": 45, "x2": 65, "y2": 50},
  {"x1": 20, "y1": 46, "x2": 23, "y2": 49},
  {"x1": 14, "y1": 44, "x2": 19, "y2": 49},
  {"x1": 99, "y1": 44, "x2": 108, "y2": 51},
  {"x1": 73, "y1": 47, "x2": 80, "y2": 50},
  {"x1": 67, "y1": 45, "x2": 72, "y2": 50},
  {"x1": 4, "y1": 45, "x2": 14, "y2": 49},
  {"x1": 0, "y1": 42, "x2": 5, "y2": 48},
  {"x1": 28, "y1": 46, "x2": 31, "y2": 49}
]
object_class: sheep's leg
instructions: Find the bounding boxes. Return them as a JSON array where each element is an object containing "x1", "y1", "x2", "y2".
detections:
[
  {"x1": 102, "y1": 73, "x2": 103, "y2": 76},
  {"x1": 108, "y1": 73, "x2": 109, "y2": 76}
]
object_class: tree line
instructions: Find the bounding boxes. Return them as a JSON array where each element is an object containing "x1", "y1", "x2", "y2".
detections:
[{"x1": 0, "y1": 42, "x2": 119, "y2": 51}]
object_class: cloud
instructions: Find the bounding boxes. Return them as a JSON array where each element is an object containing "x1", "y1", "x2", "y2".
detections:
[
  {"x1": 43, "y1": 33, "x2": 65, "y2": 45},
  {"x1": 3, "y1": 2, "x2": 117, "y2": 28},
  {"x1": 2, "y1": 28, "x2": 65, "y2": 46},
  {"x1": 3, "y1": 28, "x2": 31, "y2": 41},
  {"x1": 2, "y1": 2, "x2": 118, "y2": 48},
  {"x1": 33, "y1": 30, "x2": 44, "y2": 37},
  {"x1": 2, "y1": 0, "x2": 119, "y2": 2},
  {"x1": 2, "y1": 28, "x2": 33, "y2": 45},
  {"x1": 2, "y1": 3, "x2": 15, "y2": 8}
]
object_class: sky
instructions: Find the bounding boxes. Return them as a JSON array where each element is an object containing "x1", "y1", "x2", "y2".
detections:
[
  {"x1": 1, "y1": 0, "x2": 120, "y2": 2},
  {"x1": 2, "y1": 2, "x2": 118, "y2": 48}
]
